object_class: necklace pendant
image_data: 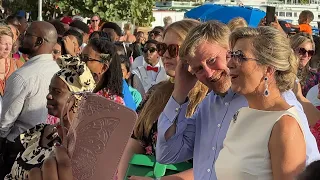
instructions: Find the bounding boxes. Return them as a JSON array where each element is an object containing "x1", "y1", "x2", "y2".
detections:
[{"x1": 233, "y1": 111, "x2": 239, "y2": 123}]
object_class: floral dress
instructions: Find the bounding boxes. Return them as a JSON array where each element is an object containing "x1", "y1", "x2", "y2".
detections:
[
  {"x1": 302, "y1": 71, "x2": 320, "y2": 97},
  {"x1": 310, "y1": 106, "x2": 320, "y2": 151},
  {"x1": 131, "y1": 123, "x2": 158, "y2": 155},
  {"x1": 96, "y1": 88, "x2": 125, "y2": 105}
]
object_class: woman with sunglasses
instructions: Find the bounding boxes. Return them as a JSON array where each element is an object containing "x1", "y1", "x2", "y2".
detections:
[
  {"x1": 290, "y1": 33, "x2": 319, "y2": 96},
  {"x1": 117, "y1": 19, "x2": 208, "y2": 180},
  {"x1": 132, "y1": 39, "x2": 168, "y2": 93},
  {"x1": 81, "y1": 38, "x2": 137, "y2": 110}
]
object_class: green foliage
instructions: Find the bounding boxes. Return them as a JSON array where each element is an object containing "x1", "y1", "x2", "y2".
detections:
[
  {"x1": 3, "y1": 0, "x2": 155, "y2": 26},
  {"x1": 69, "y1": 0, "x2": 155, "y2": 26}
]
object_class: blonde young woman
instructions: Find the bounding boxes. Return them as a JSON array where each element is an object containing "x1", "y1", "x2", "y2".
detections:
[
  {"x1": 117, "y1": 19, "x2": 208, "y2": 180},
  {"x1": 290, "y1": 33, "x2": 319, "y2": 96},
  {"x1": 227, "y1": 17, "x2": 248, "y2": 32},
  {"x1": 215, "y1": 26, "x2": 306, "y2": 179}
]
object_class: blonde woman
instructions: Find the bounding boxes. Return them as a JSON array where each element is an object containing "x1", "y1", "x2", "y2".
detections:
[
  {"x1": 227, "y1": 17, "x2": 248, "y2": 32},
  {"x1": 0, "y1": 25, "x2": 20, "y2": 96},
  {"x1": 290, "y1": 32, "x2": 319, "y2": 96},
  {"x1": 117, "y1": 19, "x2": 207, "y2": 180},
  {"x1": 215, "y1": 26, "x2": 305, "y2": 179}
]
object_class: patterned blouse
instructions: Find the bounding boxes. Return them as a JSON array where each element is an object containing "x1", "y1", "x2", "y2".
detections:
[{"x1": 302, "y1": 71, "x2": 320, "y2": 97}]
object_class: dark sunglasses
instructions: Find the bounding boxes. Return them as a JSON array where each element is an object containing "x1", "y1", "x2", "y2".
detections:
[
  {"x1": 24, "y1": 32, "x2": 49, "y2": 42},
  {"x1": 142, "y1": 47, "x2": 157, "y2": 53},
  {"x1": 80, "y1": 55, "x2": 101, "y2": 63},
  {"x1": 227, "y1": 50, "x2": 258, "y2": 63},
  {"x1": 148, "y1": 31, "x2": 162, "y2": 37},
  {"x1": 52, "y1": 50, "x2": 61, "y2": 54},
  {"x1": 156, "y1": 43, "x2": 180, "y2": 58},
  {"x1": 297, "y1": 48, "x2": 315, "y2": 57},
  {"x1": 91, "y1": 20, "x2": 99, "y2": 22}
]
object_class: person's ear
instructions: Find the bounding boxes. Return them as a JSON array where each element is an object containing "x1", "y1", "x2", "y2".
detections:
[
  {"x1": 35, "y1": 37, "x2": 43, "y2": 46},
  {"x1": 101, "y1": 63, "x2": 109, "y2": 74},
  {"x1": 264, "y1": 66, "x2": 276, "y2": 83}
]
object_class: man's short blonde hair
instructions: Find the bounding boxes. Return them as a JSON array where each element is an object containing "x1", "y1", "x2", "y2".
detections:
[{"x1": 179, "y1": 21, "x2": 230, "y2": 61}]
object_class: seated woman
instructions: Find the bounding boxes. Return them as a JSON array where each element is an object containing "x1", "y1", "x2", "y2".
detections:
[
  {"x1": 215, "y1": 27, "x2": 306, "y2": 179},
  {"x1": 117, "y1": 19, "x2": 208, "y2": 180},
  {"x1": 82, "y1": 38, "x2": 135, "y2": 109},
  {"x1": 5, "y1": 55, "x2": 96, "y2": 179}
]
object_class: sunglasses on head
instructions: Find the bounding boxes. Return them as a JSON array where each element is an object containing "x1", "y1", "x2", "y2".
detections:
[
  {"x1": 227, "y1": 50, "x2": 258, "y2": 63},
  {"x1": 148, "y1": 31, "x2": 162, "y2": 37},
  {"x1": 297, "y1": 48, "x2": 315, "y2": 57},
  {"x1": 80, "y1": 54, "x2": 101, "y2": 63},
  {"x1": 142, "y1": 47, "x2": 157, "y2": 53},
  {"x1": 156, "y1": 43, "x2": 180, "y2": 58}
]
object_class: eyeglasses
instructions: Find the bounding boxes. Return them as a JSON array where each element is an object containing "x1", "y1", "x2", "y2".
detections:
[
  {"x1": 52, "y1": 50, "x2": 61, "y2": 54},
  {"x1": 148, "y1": 31, "x2": 162, "y2": 37},
  {"x1": 91, "y1": 20, "x2": 99, "y2": 22},
  {"x1": 156, "y1": 43, "x2": 180, "y2": 58},
  {"x1": 142, "y1": 47, "x2": 157, "y2": 53},
  {"x1": 296, "y1": 48, "x2": 315, "y2": 57},
  {"x1": 80, "y1": 55, "x2": 101, "y2": 63},
  {"x1": 227, "y1": 50, "x2": 258, "y2": 63}
]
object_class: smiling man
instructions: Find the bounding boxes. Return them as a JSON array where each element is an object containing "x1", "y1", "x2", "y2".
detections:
[{"x1": 156, "y1": 21, "x2": 320, "y2": 180}]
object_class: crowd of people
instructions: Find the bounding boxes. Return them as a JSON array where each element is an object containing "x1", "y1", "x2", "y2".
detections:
[{"x1": 0, "y1": 9, "x2": 319, "y2": 180}]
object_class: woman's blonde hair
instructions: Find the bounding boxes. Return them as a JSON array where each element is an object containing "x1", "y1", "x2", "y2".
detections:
[
  {"x1": 230, "y1": 26, "x2": 299, "y2": 92},
  {"x1": 290, "y1": 32, "x2": 315, "y2": 51},
  {"x1": 0, "y1": 25, "x2": 14, "y2": 39},
  {"x1": 228, "y1": 17, "x2": 248, "y2": 32},
  {"x1": 164, "y1": 18, "x2": 201, "y2": 43},
  {"x1": 133, "y1": 19, "x2": 207, "y2": 140},
  {"x1": 290, "y1": 33, "x2": 315, "y2": 87},
  {"x1": 134, "y1": 81, "x2": 208, "y2": 140}
]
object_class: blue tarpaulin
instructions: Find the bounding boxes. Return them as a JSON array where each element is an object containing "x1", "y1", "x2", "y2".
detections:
[
  {"x1": 184, "y1": 5, "x2": 266, "y2": 27},
  {"x1": 184, "y1": 4, "x2": 226, "y2": 20}
]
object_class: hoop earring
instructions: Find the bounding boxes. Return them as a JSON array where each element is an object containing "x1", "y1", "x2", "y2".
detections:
[{"x1": 264, "y1": 77, "x2": 269, "y2": 97}]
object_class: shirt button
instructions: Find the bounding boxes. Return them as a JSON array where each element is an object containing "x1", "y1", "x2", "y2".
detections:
[
  {"x1": 224, "y1": 102, "x2": 229, "y2": 106},
  {"x1": 212, "y1": 147, "x2": 215, "y2": 151},
  {"x1": 217, "y1": 124, "x2": 221, "y2": 128},
  {"x1": 175, "y1": 108, "x2": 179, "y2": 112},
  {"x1": 207, "y1": 169, "x2": 211, "y2": 173}
]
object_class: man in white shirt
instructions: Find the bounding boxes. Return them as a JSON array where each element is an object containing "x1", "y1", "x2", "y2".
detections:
[
  {"x1": 132, "y1": 40, "x2": 168, "y2": 92},
  {"x1": 131, "y1": 26, "x2": 165, "y2": 70},
  {"x1": 0, "y1": 21, "x2": 60, "y2": 178}
]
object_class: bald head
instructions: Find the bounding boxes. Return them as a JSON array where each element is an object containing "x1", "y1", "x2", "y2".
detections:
[
  {"x1": 19, "y1": 21, "x2": 58, "y2": 57},
  {"x1": 30, "y1": 21, "x2": 58, "y2": 44}
]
